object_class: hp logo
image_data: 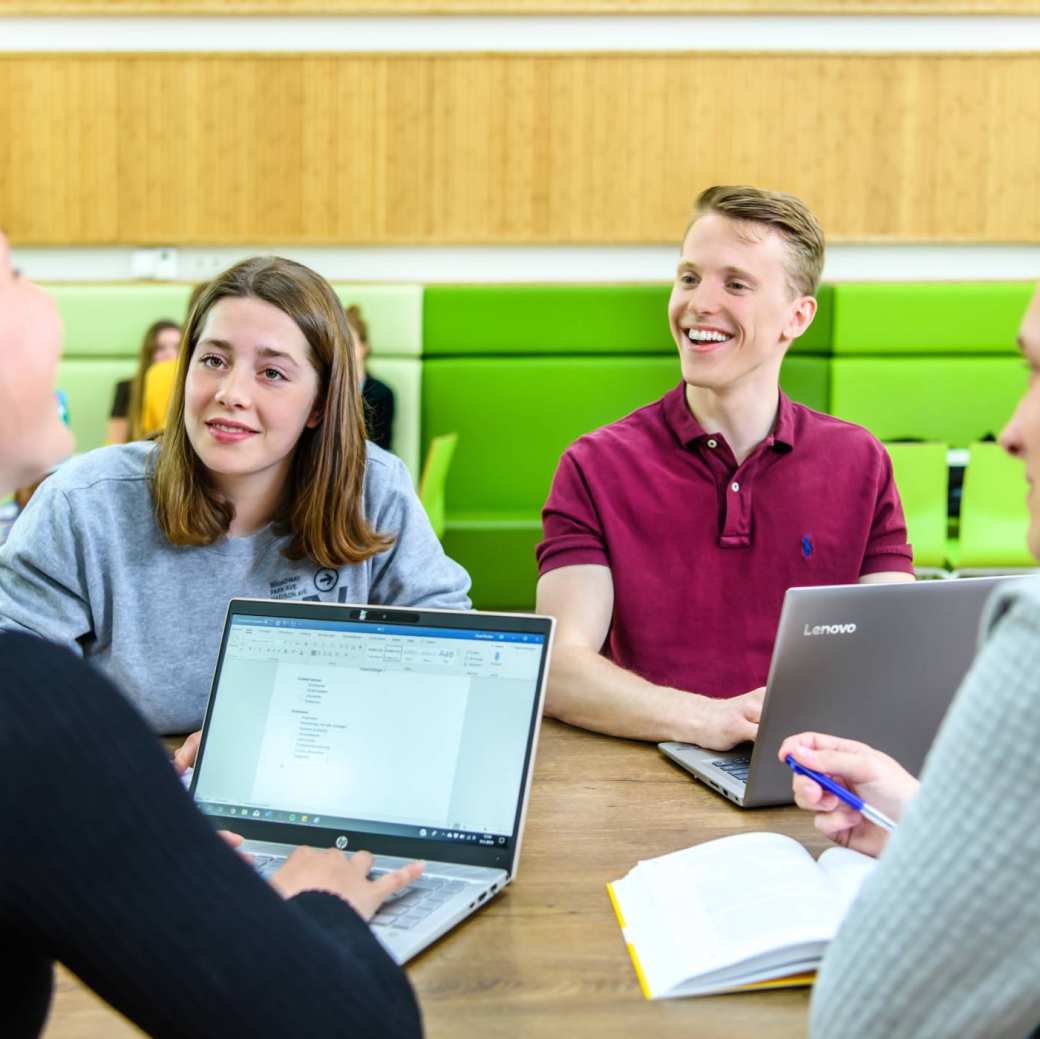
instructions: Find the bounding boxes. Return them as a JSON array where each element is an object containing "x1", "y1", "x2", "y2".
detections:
[{"x1": 335, "y1": 835, "x2": 349, "y2": 850}]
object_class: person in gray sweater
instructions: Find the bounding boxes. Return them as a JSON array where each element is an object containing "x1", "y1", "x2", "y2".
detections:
[
  {"x1": 0, "y1": 228, "x2": 425, "y2": 1039},
  {"x1": 779, "y1": 285, "x2": 1040, "y2": 1039},
  {"x1": 0, "y1": 255, "x2": 471, "y2": 734}
]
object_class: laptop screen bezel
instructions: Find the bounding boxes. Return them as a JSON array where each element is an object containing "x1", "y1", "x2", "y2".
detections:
[{"x1": 189, "y1": 597, "x2": 553, "y2": 873}]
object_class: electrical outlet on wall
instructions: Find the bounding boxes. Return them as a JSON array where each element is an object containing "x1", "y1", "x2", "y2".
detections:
[
  {"x1": 179, "y1": 252, "x2": 237, "y2": 281},
  {"x1": 131, "y1": 247, "x2": 179, "y2": 279}
]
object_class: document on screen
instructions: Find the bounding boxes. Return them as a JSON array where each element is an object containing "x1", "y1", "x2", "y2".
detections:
[{"x1": 249, "y1": 662, "x2": 470, "y2": 824}]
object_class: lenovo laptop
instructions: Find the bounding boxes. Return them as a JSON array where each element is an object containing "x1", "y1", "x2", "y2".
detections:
[
  {"x1": 660, "y1": 576, "x2": 1029, "y2": 808},
  {"x1": 189, "y1": 597, "x2": 554, "y2": 963}
]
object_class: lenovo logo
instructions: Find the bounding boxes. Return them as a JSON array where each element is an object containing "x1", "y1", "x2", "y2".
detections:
[{"x1": 803, "y1": 622, "x2": 857, "y2": 636}]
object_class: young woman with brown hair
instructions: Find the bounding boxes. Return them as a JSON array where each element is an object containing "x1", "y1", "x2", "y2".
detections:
[
  {"x1": 0, "y1": 255, "x2": 470, "y2": 734},
  {"x1": 0, "y1": 232, "x2": 423, "y2": 1039}
]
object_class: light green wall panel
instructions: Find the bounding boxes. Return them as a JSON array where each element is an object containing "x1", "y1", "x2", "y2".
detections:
[{"x1": 832, "y1": 282, "x2": 1032, "y2": 355}]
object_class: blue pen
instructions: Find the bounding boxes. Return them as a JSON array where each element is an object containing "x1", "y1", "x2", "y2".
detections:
[{"x1": 785, "y1": 754, "x2": 896, "y2": 833}]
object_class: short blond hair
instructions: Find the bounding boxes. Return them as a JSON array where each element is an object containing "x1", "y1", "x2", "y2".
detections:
[{"x1": 691, "y1": 185, "x2": 825, "y2": 297}]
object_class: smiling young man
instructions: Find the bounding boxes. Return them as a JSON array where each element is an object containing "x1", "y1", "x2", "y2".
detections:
[{"x1": 535, "y1": 185, "x2": 914, "y2": 750}]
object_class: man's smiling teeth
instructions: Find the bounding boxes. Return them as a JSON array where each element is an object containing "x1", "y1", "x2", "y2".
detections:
[{"x1": 687, "y1": 329, "x2": 733, "y2": 343}]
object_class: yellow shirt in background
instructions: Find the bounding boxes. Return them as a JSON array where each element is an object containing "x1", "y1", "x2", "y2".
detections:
[{"x1": 141, "y1": 358, "x2": 177, "y2": 436}]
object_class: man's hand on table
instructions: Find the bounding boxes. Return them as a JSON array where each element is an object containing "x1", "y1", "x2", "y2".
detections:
[{"x1": 682, "y1": 687, "x2": 765, "y2": 750}]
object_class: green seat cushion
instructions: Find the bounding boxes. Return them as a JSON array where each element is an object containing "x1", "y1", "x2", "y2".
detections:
[
  {"x1": 442, "y1": 517, "x2": 542, "y2": 611},
  {"x1": 832, "y1": 282, "x2": 1032, "y2": 355},
  {"x1": 47, "y1": 284, "x2": 194, "y2": 358},
  {"x1": 58, "y1": 358, "x2": 138, "y2": 453},
  {"x1": 957, "y1": 442, "x2": 1035, "y2": 569},
  {"x1": 884, "y1": 442, "x2": 950, "y2": 570},
  {"x1": 423, "y1": 284, "x2": 833, "y2": 357},
  {"x1": 331, "y1": 284, "x2": 423, "y2": 357},
  {"x1": 831, "y1": 358, "x2": 1024, "y2": 446},
  {"x1": 423, "y1": 357, "x2": 680, "y2": 513}
]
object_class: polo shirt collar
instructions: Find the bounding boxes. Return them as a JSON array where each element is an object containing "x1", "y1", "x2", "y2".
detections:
[{"x1": 662, "y1": 381, "x2": 797, "y2": 452}]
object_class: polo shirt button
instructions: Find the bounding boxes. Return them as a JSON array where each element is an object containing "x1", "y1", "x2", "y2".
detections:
[
  {"x1": 707, "y1": 439, "x2": 717, "y2": 448},
  {"x1": 731, "y1": 481, "x2": 741, "y2": 493}
]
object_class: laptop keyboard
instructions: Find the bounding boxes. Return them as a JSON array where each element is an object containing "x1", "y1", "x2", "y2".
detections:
[
  {"x1": 710, "y1": 753, "x2": 752, "y2": 784},
  {"x1": 249, "y1": 855, "x2": 468, "y2": 931}
]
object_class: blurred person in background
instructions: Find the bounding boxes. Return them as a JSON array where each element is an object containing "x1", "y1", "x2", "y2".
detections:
[
  {"x1": 140, "y1": 281, "x2": 209, "y2": 436},
  {"x1": 106, "y1": 319, "x2": 181, "y2": 443},
  {"x1": 347, "y1": 303, "x2": 395, "y2": 451}
]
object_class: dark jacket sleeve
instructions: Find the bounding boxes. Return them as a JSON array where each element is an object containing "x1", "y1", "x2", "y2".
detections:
[{"x1": 0, "y1": 632, "x2": 423, "y2": 1039}]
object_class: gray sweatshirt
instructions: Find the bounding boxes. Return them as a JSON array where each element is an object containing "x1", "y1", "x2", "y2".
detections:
[
  {"x1": 811, "y1": 577, "x2": 1040, "y2": 1039},
  {"x1": 0, "y1": 442, "x2": 471, "y2": 734}
]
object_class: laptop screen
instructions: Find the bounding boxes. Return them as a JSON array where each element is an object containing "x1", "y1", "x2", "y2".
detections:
[{"x1": 193, "y1": 610, "x2": 547, "y2": 852}]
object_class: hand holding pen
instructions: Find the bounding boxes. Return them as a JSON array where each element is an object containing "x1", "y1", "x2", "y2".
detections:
[{"x1": 777, "y1": 733, "x2": 921, "y2": 859}]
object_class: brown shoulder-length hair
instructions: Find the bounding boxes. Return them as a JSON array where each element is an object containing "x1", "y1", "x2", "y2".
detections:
[
  {"x1": 151, "y1": 256, "x2": 393, "y2": 568},
  {"x1": 127, "y1": 319, "x2": 180, "y2": 441}
]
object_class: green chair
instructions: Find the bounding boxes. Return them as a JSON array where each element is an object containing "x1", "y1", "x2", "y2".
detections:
[
  {"x1": 419, "y1": 433, "x2": 459, "y2": 540},
  {"x1": 955, "y1": 442, "x2": 1036, "y2": 573},
  {"x1": 884, "y1": 442, "x2": 951, "y2": 577}
]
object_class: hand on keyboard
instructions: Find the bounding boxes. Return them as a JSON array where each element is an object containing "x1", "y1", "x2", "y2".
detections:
[{"x1": 269, "y1": 846, "x2": 425, "y2": 922}]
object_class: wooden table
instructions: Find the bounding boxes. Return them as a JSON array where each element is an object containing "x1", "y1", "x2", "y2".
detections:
[{"x1": 44, "y1": 719, "x2": 826, "y2": 1038}]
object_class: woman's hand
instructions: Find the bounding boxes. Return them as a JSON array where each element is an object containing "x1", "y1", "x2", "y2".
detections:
[
  {"x1": 172, "y1": 729, "x2": 201, "y2": 775},
  {"x1": 778, "y1": 732, "x2": 920, "y2": 858},
  {"x1": 270, "y1": 847, "x2": 425, "y2": 921}
]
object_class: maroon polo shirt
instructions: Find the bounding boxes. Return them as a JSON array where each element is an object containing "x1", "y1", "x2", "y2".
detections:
[{"x1": 537, "y1": 384, "x2": 913, "y2": 699}]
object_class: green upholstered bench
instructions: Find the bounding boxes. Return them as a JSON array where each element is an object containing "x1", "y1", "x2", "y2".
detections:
[
  {"x1": 955, "y1": 442, "x2": 1035, "y2": 572},
  {"x1": 830, "y1": 282, "x2": 1029, "y2": 446},
  {"x1": 831, "y1": 282, "x2": 1033, "y2": 355},
  {"x1": 423, "y1": 283, "x2": 833, "y2": 357},
  {"x1": 884, "y1": 442, "x2": 951, "y2": 574},
  {"x1": 831, "y1": 357, "x2": 1024, "y2": 445},
  {"x1": 830, "y1": 281, "x2": 1033, "y2": 570}
]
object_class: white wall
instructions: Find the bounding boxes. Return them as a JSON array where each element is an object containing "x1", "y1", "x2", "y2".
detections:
[
  {"x1": 2, "y1": 14, "x2": 1040, "y2": 52},
  {"x1": 14, "y1": 243, "x2": 1040, "y2": 284}
]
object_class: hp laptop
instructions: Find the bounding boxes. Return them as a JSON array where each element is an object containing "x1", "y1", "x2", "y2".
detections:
[
  {"x1": 660, "y1": 575, "x2": 1030, "y2": 808},
  {"x1": 189, "y1": 597, "x2": 554, "y2": 963}
]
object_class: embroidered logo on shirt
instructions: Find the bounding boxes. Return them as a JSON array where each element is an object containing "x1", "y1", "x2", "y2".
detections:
[
  {"x1": 314, "y1": 567, "x2": 339, "y2": 592},
  {"x1": 801, "y1": 534, "x2": 814, "y2": 560}
]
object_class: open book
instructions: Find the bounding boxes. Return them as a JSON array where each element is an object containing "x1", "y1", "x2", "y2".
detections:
[{"x1": 607, "y1": 831, "x2": 876, "y2": 999}]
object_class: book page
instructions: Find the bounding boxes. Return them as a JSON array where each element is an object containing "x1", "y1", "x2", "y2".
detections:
[
  {"x1": 618, "y1": 832, "x2": 843, "y2": 995},
  {"x1": 817, "y1": 846, "x2": 878, "y2": 919}
]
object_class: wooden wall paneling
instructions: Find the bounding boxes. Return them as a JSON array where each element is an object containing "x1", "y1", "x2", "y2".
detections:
[{"x1": 3, "y1": 53, "x2": 1040, "y2": 245}]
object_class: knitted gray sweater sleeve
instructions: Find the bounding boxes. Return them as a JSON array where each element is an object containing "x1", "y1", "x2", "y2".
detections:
[{"x1": 810, "y1": 579, "x2": 1040, "y2": 1039}]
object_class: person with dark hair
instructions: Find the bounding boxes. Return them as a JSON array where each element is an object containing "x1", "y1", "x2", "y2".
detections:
[
  {"x1": 346, "y1": 303, "x2": 396, "y2": 451},
  {"x1": 106, "y1": 319, "x2": 182, "y2": 444},
  {"x1": 0, "y1": 229, "x2": 423, "y2": 1039},
  {"x1": 0, "y1": 255, "x2": 470, "y2": 735}
]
